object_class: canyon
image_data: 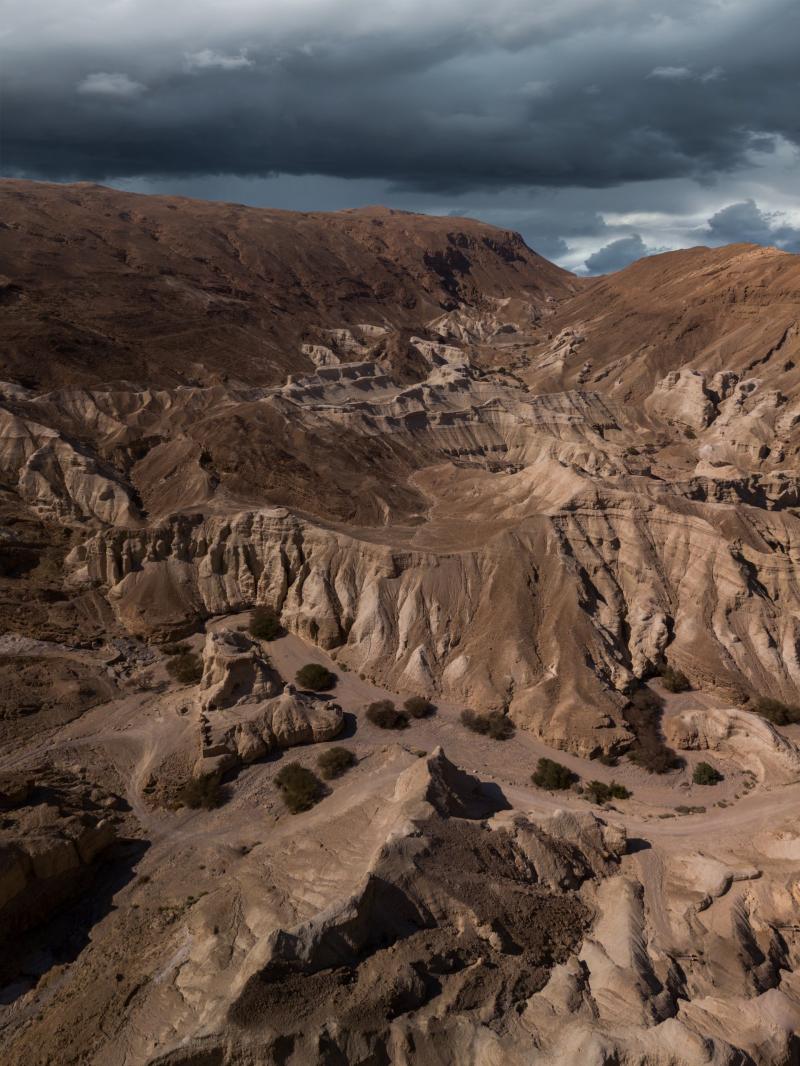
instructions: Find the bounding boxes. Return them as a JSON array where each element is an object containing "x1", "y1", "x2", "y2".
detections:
[{"x1": 0, "y1": 180, "x2": 799, "y2": 1064}]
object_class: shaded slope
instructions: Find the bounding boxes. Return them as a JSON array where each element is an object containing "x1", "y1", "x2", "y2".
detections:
[{"x1": 0, "y1": 180, "x2": 576, "y2": 391}]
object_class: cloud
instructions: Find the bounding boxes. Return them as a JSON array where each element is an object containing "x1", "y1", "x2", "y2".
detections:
[
  {"x1": 648, "y1": 65, "x2": 724, "y2": 82},
  {"x1": 76, "y1": 72, "x2": 145, "y2": 97},
  {"x1": 185, "y1": 49, "x2": 253, "y2": 71},
  {"x1": 1, "y1": 0, "x2": 798, "y2": 206},
  {"x1": 698, "y1": 199, "x2": 800, "y2": 252},
  {"x1": 648, "y1": 66, "x2": 693, "y2": 80},
  {"x1": 584, "y1": 234, "x2": 652, "y2": 273}
]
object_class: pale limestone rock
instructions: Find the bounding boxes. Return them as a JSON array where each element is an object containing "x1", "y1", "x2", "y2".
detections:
[
  {"x1": 197, "y1": 683, "x2": 344, "y2": 772},
  {"x1": 199, "y1": 628, "x2": 280, "y2": 712},
  {"x1": 665, "y1": 705, "x2": 800, "y2": 781},
  {"x1": 648, "y1": 368, "x2": 718, "y2": 430},
  {"x1": 0, "y1": 407, "x2": 139, "y2": 525}
]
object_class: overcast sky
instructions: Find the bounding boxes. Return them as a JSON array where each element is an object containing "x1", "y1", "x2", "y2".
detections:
[{"x1": 2, "y1": 0, "x2": 799, "y2": 273}]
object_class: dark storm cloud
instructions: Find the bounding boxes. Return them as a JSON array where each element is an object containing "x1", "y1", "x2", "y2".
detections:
[
  {"x1": 584, "y1": 234, "x2": 652, "y2": 274},
  {"x1": 2, "y1": 0, "x2": 799, "y2": 195},
  {"x1": 697, "y1": 200, "x2": 800, "y2": 252}
]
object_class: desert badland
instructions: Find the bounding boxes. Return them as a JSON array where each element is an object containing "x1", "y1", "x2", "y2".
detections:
[{"x1": 1, "y1": 179, "x2": 800, "y2": 1064}]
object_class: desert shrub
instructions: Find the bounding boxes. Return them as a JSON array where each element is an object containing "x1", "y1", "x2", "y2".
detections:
[
  {"x1": 692, "y1": 761, "x2": 723, "y2": 785},
  {"x1": 629, "y1": 745, "x2": 680, "y2": 773},
  {"x1": 532, "y1": 757, "x2": 576, "y2": 791},
  {"x1": 275, "y1": 763, "x2": 323, "y2": 813},
  {"x1": 162, "y1": 642, "x2": 190, "y2": 656},
  {"x1": 752, "y1": 697, "x2": 800, "y2": 726},
  {"x1": 404, "y1": 696, "x2": 435, "y2": 719},
  {"x1": 366, "y1": 700, "x2": 409, "y2": 729},
  {"x1": 179, "y1": 773, "x2": 223, "y2": 810},
  {"x1": 250, "y1": 606, "x2": 282, "y2": 642},
  {"x1": 660, "y1": 666, "x2": 691, "y2": 693},
  {"x1": 460, "y1": 709, "x2": 515, "y2": 741},
  {"x1": 590, "y1": 751, "x2": 619, "y2": 767},
  {"x1": 166, "y1": 651, "x2": 203, "y2": 685},
  {"x1": 295, "y1": 663, "x2": 336, "y2": 691},
  {"x1": 317, "y1": 746, "x2": 356, "y2": 780},
  {"x1": 585, "y1": 779, "x2": 631, "y2": 804},
  {"x1": 625, "y1": 685, "x2": 681, "y2": 774}
]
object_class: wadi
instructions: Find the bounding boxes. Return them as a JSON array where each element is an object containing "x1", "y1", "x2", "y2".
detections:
[{"x1": 1, "y1": 179, "x2": 799, "y2": 1065}]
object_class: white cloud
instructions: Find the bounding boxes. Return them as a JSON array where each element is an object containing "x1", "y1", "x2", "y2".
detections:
[
  {"x1": 648, "y1": 66, "x2": 692, "y2": 79},
  {"x1": 77, "y1": 72, "x2": 145, "y2": 96},
  {"x1": 185, "y1": 49, "x2": 253, "y2": 71},
  {"x1": 648, "y1": 65, "x2": 725, "y2": 82}
]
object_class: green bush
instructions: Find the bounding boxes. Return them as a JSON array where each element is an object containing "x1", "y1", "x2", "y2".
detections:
[
  {"x1": 532, "y1": 757, "x2": 576, "y2": 791},
  {"x1": 250, "y1": 606, "x2": 282, "y2": 642},
  {"x1": 590, "y1": 751, "x2": 619, "y2": 767},
  {"x1": 460, "y1": 709, "x2": 515, "y2": 741},
  {"x1": 295, "y1": 663, "x2": 336, "y2": 691},
  {"x1": 275, "y1": 763, "x2": 323, "y2": 813},
  {"x1": 404, "y1": 696, "x2": 435, "y2": 719},
  {"x1": 179, "y1": 773, "x2": 223, "y2": 810},
  {"x1": 317, "y1": 747, "x2": 356, "y2": 780},
  {"x1": 692, "y1": 761, "x2": 723, "y2": 785},
  {"x1": 585, "y1": 779, "x2": 631, "y2": 804},
  {"x1": 366, "y1": 700, "x2": 409, "y2": 729},
  {"x1": 625, "y1": 685, "x2": 681, "y2": 773},
  {"x1": 752, "y1": 697, "x2": 800, "y2": 726},
  {"x1": 166, "y1": 651, "x2": 203, "y2": 685},
  {"x1": 660, "y1": 666, "x2": 691, "y2": 693},
  {"x1": 629, "y1": 745, "x2": 680, "y2": 773}
]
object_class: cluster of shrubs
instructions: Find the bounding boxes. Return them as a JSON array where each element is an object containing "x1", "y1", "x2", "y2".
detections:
[
  {"x1": 166, "y1": 650, "x2": 203, "y2": 685},
  {"x1": 460, "y1": 709, "x2": 515, "y2": 741},
  {"x1": 625, "y1": 686, "x2": 682, "y2": 774},
  {"x1": 585, "y1": 779, "x2": 632, "y2": 804},
  {"x1": 367, "y1": 700, "x2": 409, "y2": 729},
  {"x1": 751, "y1": 696, "x2": 800, "y2": 726},
  {"x1": 249, "y1": 606, "x2": 282, "y2": 642},
  {"x1": 530, "y1": 757, "x2": 632, "y2": 804},
  {"x1": 275, "y1": 746, "x2": 357, "y2": 812},
  {"x1": 692, "y1": 761, "x2": 723, "y2": 785},
  {"x1": 531, "y1": 757, "x2": 577, "y2": 790},
  {"x1": 660, "y1": 665, "x2": 691, "y2": 693},
  {"x1": 275, "y1": 763, "x2": 324, "y2": 814},
  {"x1": 590, "y1": 751, "x2": 619, "y2": 767},
  {"x1": 179, "y1": 773, "x2": 224, "y2": 810},
  {"x1": 317, "y1": 746, "x2": 356, "y2": 780},
  {"x1": 404, "y1": 696, "x2": 435, "y2": 718},
  {"x1": 295, "y1": 663, "x2": 337, "y2": 691},
  {"x1": 366, "y1": 696, "x2": 436, "y2": 730}
]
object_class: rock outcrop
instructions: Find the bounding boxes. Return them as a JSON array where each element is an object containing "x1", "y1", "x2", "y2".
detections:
[
  {"x1": 196, "y1": 683, "x2": 344, "y2": 775},
  {"x1": 199, "y1": 628, "x2": 281, "y2": 712},
  {"x1": 0, "y1": 768, "x2": 120, "y2": 942},
  {"x1": 666, "y1": 705, "x2": 800, "y2": 782}
]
